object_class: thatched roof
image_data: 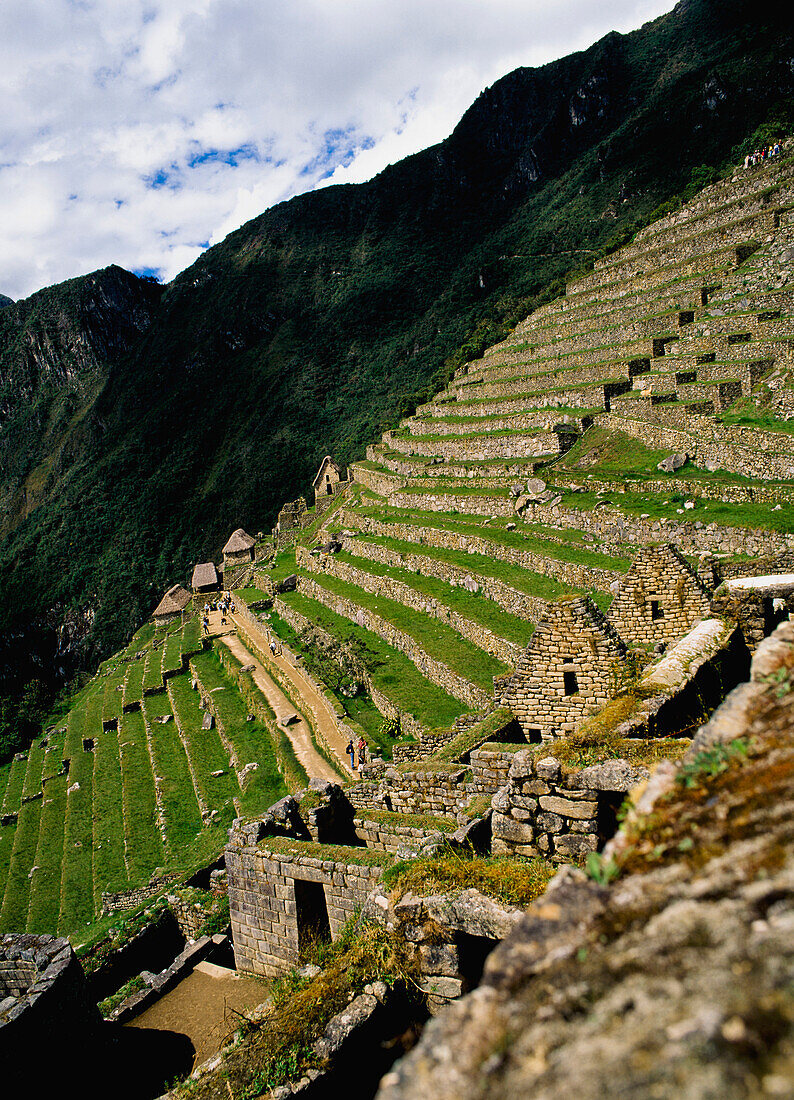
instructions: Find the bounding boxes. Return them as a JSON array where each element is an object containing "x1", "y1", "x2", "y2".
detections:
[
  {"x1": 191, "y1": 562, "x2": 218, "y2": 589},
  {"x1": 312, "y1": 455, "x2": 343, "y2": 489},
  {"x1": 223, "y1": 528, "x2": 255, "y2": 554},
  {"x1": 153, "y1": 584, "x2": 191, "y2": 618}
]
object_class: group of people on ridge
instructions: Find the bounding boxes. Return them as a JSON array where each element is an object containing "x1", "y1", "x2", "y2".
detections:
[
  {"x1": 201, "y1": 592, "x2": 235, "y2": 635},
  {"x1": 744, "y1": 142, "x2": 781, "y2": 168}
]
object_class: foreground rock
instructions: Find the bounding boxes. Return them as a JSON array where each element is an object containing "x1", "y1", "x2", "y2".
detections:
[{"x1": 378, "y1": 622, "x2": 794, "y2": 1099}]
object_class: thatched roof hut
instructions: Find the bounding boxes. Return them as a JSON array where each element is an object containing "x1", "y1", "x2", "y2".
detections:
[
  {"x1": 191, "y1": 562, "x2": 219, "y2": 592},
  {"x1": 152, "y1": 584, "x2": 191, "y2": 622},
  {"x1": 223, "y1": 528, "x2": 256, "y2": 563}
]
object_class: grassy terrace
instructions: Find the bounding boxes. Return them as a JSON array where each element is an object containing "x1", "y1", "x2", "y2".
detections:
[
  {"x1": 26, "y1": 774, "x2": 67, "y2": 932},
  {"x1": 269, "y1": 596, "x2": 465, "y2": 730},
  {"x1": 349, "y1": 503, "x2": 630, "y2": 574},
  {"x1": 91, "y1": 706, "x2": 128, "y2": 900},
  {"x1": 332, "y1": 550, "x2": 535, "y2": 649},
  {"x1": 142, "y1": 691, "x2": 204, "y2": 863},
  {"x1": 294, "y1": 568, "x2": 509, "y2": 690},
  {"x1": 189, "y1": 647, "x2": 287, "y2": 819},
  {"x1": 0, "y1": 799, "x2": 42, "y2": 931},
  {"x1": 118, "y1": 712, "x2": 165, "y2": 883},
  {"x1": 168, "y1": 674, "x2": 242, "y2": 823}
]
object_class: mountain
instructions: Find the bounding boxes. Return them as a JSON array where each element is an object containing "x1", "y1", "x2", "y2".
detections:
[{"x1": 0, "y1": 0, "x2": 792, "y2": 702}]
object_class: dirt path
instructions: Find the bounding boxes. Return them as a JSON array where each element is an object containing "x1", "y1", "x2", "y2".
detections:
[
  {"x1": 125, "y1": 965, "x2": 270, "y2": 1067},
  {"x1": 219, "y1": 629, "x2": 345, "y2": 784},
  {"x1": 229, "y1": 609, "x2": 356, "y2": 780}
]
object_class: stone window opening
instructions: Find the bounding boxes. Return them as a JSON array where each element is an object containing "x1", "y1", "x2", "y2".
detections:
[
  {"x1": 294, "y1": 879, "x2": 332, "y2": 955},
  {"x1": 562, "y1": 661, "x2": 579, "y2": 696},
  {"x1": 650, "y1": 600, "x2": 664, "y2": 621}
]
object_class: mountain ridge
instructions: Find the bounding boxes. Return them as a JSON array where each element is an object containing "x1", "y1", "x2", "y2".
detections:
[{"x1": 0, "y1": 0, "x2": 792, "y2": 711}]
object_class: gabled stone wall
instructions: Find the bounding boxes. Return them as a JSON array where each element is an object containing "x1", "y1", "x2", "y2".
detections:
[
  {"x1": 498, "y1": 597, "x2": 626, "y2": 741},
  {"x1": 607, "y1": 545, "x2": 712, "y2": 645}
]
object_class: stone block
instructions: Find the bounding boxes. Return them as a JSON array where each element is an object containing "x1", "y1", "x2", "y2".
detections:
[
  {"x1": 535, "y1": 757, "x2": 562, "y2": 782},
  {"x1": 554, "y1": 833, "x2": 598, "y2": 858},
  {"x1": 417, "y1": 975, "x2": 465, "y2": 999},
  {"x1": 536, "y1": 811, "x2": 565, "y2": 834},
  {"x1": 492, "y1": 813, "x2": 534, "y2": 844},
  {"x1": 539, "y1": 796, "x2": 598, "y2": 820}
]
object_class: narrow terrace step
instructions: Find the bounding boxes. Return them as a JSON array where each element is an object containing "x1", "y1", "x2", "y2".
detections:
[
  {"x1": 26, "y1": 774, "x2": 67, "y2": 933},
  {"x1": 401, "y1": 408, "x2": 593, "y2": 437},
  {"x1": 0, "y1": 798, "x2": 42, "y2": 932},
  {"x1": 118, "y1": 712, "x2": 166, "y2": 885},
  {"x1": 367, "y1": 448, "x2": 543, "y2": 482},
  {"x1": 298, "y1": 546, "x2": 528, "y2": 665},
  {"x1": 292, "y1": 568, "x2": 503, "y2": 710},
  {"x1": 598, "y1": 407, "x2": 794, "y2": 481},
  {"x1": 382, "y1": 427, "x2": 563, "y2": 462},
  {"x1": 272, "y1": 588, "x2": 467, "y2": 732},
  {"x1": 341, "y1": 507, "x2": 624, "y2": 591},
  {"x1": 340, "y1": 531, "x2": 570, "y2": 618}
]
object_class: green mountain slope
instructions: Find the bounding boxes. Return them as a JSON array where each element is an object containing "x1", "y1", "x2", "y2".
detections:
[{"x1": 0, "y1": 0, "x2": 792, "y2": 700}]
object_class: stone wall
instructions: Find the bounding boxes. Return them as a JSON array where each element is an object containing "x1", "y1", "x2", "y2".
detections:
[
  {"x1": 346, "y1": 761, "x2": 472, "y2": 817},
  {"x1": 226, "y1": 825, "x2": 386, "y2": 977},
  {"x1": 101, "y1": 875, "x2": 175, "y2": 915},
  {"x1": 520, "y1": 499, "x2": 793, "y2": 559},
  {"x1": 298, "y1": 546, "x2": 522, "y2": 667},
  {"x1": 295, "y1": 575, "x2": 492, "y2": 710},
  {"x1": 491, "y1": 752, "x2": 647, "y2": 863},
  {"x1": 498, "y1": 597, "x2": 626, "y2": 741},
  {"x1": 382, "y1": 428, "x2": 561, "y2": 462},
  {"x1": 469, "y1": 746, "x2": 524, "y2": 796},
  {"x1": 607, "y1": 545, "x2": 712, "y2": 645}
]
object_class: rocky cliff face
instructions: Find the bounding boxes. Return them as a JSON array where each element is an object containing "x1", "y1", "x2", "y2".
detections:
[{"x1": 377, "y1": 622, "x2": 794, "y2": 1099}]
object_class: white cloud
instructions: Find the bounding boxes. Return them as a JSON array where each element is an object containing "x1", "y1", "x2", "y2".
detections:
[{"x1": 0, "y1": 0, "x2": 678, "y2": 300}]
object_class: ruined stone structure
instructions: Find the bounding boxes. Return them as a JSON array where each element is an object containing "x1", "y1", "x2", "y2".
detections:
[
  {"x1": 312, "y1": 455, "x2": 348, "y2": 509},
  {"x1": 275, "y1": 496, "x2": 309, "y2": 546},
  {"x1": 498, "y1": 597, "x2": 626, "y2": 741},
  {"x1": 607, "y1": 544, "x2": 712, "y2": 645},
  {"x1": 0, "y1": 934, "x2": 101, "y2": 1086},
  {"x1": 227, "y1": 822, "x2": 387, "y2": 977}
]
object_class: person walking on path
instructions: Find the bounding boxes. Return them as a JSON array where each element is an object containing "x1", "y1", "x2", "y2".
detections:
[
  {"x1": 346, "y1": 739, "x2": 356, "y2": 770},
  {"x1": 357, "y1": 736, "x2": 367, "y2": 767}
]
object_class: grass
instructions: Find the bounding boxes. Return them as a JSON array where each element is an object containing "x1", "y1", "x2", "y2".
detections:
[
  {"x1": 167, "y1": 673, "x2": 242, "y2": 819},
  {"x1": 26, "y1": 774, "x2": 67, "y2": 932},
  {"x1": 118, "y1": 712, "x2": 165, "y2": 882},
  {"x1": 332, "y1": 550, "x2": 536, "y2": 649},
  {"x1": 259, "y1": 835, "x2": 394, "y2": 868},
  {"x1": 58, "y1": 732, "x2": 97, "y2": 935},
  {"x1": 91, "y1": 718, "x2": 129, "y2": 899},
  {"x1": 298, "y1": 569, "x2": 510, "y2": 690},
  {"x1": 382, "y1": 850, "x2": 555, "y2": 908},
  {"x1": 0, "y1": 799, "x2": 42, "y2": 931},
  {"x1": 236, "y1": 586, "x2": 272, "y2": 605},
  {"x1": 142, "y1": 693, "x2": 204, "y2": 862},
  {"x1": 269, "y1": 598, "x2": 466, "y2": 730}
]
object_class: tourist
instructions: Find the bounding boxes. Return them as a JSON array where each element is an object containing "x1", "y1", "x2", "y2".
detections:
[
  {"x1": 202, "y1": 616, "x2": 209, "y2": 635},
  {"x1": 357, "y1": 737, "x2": 367, "y2": 766},
  {"x1": 269, "y1": 639, "x2": 277, "y2": 656},
  {"x1": 346, "y1": 739, "x2": 356, "y2": 770}
]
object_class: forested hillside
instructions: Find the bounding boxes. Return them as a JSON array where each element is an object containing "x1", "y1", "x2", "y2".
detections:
[{"x1": 0, "y1": 0, "x2": 792, "y2": 720}]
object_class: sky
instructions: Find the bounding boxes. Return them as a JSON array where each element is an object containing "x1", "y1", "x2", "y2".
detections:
[{"x1": 0, "y1": 0, "x2": 678, "y2": 302}]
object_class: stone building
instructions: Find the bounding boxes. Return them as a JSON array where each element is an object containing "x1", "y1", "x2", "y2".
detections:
[
  {"x1": 222, "y1": 528, "x2": 256, "y2": 568},
  {"x1": 607, "y1": 545, "x2": 711, "y2": 646},
  {"x1": 275, "y1": 497, "x2": 309, "y2": 546},
  {"x1": 191, "y1": 561, "x2": 220, "y2": 593},
  {"x1": 312, "y1": 455, "x2": 348, "y2": 508},
  {"x1": 498, "y1": 596, "x2": 626, "y2": 741},
  {"x1": 152, "y1": 584, "x2": 191, "y2": 624}
]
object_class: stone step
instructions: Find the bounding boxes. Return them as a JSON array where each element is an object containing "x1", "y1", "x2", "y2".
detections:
[
  {"x1": 381, "y1": 427, "x2": 563, "y2": 462},
  {"x1": 399, "y1": 408, "x2": 593, "y2": 438}
]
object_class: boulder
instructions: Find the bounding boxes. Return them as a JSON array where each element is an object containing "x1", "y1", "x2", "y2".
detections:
[
  {"x1": 526, "y1": 477, "x2": 547, "y2": 497},
  {"x1": 656, "y1": 452, "x2": 688, "y2": 473}
]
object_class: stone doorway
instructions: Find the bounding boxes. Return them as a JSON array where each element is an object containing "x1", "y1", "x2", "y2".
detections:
[{"x1": 294, "y1": 879, "x2": 332, "y2": 955}]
